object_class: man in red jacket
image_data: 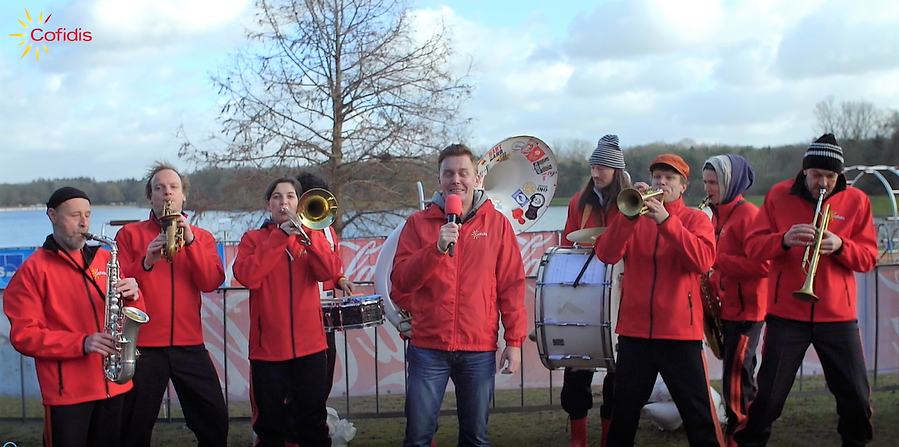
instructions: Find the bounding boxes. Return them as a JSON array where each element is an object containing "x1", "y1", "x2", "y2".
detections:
[
  {"x1": 4, "y1": 187, "x2": 142, "y2": 447},
  {"x1": 115, "y1": 162, "x2": 228, "y2": 447},
  {"x1": 702, "y1": 155, "x2": 768, "y2": 445},
  {"x1": 391, "y1": 143, "x2": 527, "y2": 447},
  {"x1": 594, "y1": 154, "x2": 724, "y2": 447},
  {"x1": 233, "y1": 177, "x2": 344, "y2": 447},
  {"x1": 735, "y1": 134, "x2": 877, "y2": 447}
]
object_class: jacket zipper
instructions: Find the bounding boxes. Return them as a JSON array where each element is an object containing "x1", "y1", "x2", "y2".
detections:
[
  {"x1": 170, "y1": 262, "x2": 176, "y2": 346},
  {"x1": 738, "y1": 283, "x2": 745, "y2": 312},
  {"x1": 288, "y1": 252, "x2": 297, "y2": 359},
  {"x1": 648, "y1": 233, "x2": 661, "y2": 338},
  {"x1": 58, "y1": 361, "x2": 64, "y2": 396},
  {"x1": 774, "y1": 272, "x2": 781, "y2": 304},
  {"x1": 452, "y1": 228, "x2": 462, "y2": 350},
  {"x1": 688, "y1": 292, "x2": 694, "y2": 325},
  {"x1": 257, "y1": 314, "x2": 263, "y2": 348}
]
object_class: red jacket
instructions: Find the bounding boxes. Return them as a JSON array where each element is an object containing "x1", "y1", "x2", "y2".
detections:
[
  {"x1": 233, "y1": 223, "x2": 343, "y2": 361},
  {"x1": 594, "y1": 197, "x2": 717, "y2": 340},
  {"x1": 115, "y1": 213, "x2": 225, "y2": 347},
  {"x1": 319, "y1": 226, "x2": 345, "y2": 293},
  {"x1": 708, "y1": 195, "x2": 769, "y2": 322},
  {"x1": 744, "y1": 176, "x2": 877, "y2": 322},
  {"x1": 390, "y1": 198, "x2": 527, "y2": 351},
  {"x1": 562, "y1": 192, "x2": 621, "y2": 242},
  {"x1": 3, "y1": 236, "x2": 142, "y2": 405}
]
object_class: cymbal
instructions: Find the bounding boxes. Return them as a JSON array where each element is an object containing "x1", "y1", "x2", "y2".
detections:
[{"x1": 566, "y1": 227, "x2": 606, "y2": 244}]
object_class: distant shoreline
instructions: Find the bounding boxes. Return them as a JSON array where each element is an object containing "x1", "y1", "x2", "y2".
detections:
[{"x1": 0, "y1": 204, "x2": 149, "y2": 212}]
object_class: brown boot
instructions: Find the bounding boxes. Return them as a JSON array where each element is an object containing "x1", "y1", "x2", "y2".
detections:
[
  {"x1": 570, "y1": 417, "x2": 588, "y2": 447},
  {"x1": 600, "y1": 417, "x2": 611, "y2": 447}
]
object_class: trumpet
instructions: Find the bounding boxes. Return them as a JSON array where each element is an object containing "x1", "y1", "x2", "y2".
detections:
[
  {"x1": 280, "y1": 188, "x2": 338, "y2": 245},
  {"x1": 792, "y1": 188, "x2": 833, "y2": 303},
  {"x1": 158, "y1": 198, "x2": 185, "y2": 262},
  {"x1": 617, "y1": 187, "x2": 665, "y2": 218}
]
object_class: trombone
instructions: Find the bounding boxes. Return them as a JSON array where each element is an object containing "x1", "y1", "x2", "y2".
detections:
[
  {"x1": 280, "y1": 188, "x2": 338, "y2": 245},
  {"x1": 617, "y1": 187, "x2": 665, "y2": 218},
  {"x1": 792, "y1": 188, "x2": 833, "y2": 303}
]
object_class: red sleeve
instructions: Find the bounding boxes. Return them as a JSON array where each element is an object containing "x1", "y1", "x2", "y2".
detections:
[
  {"x1": 3, "y1": 262, "x2": 88, "y2": 360},
  {"x1": 303, "y1": 230, "x2": 344, "y2": 282},
  {"x1": 657, "y1": 211, "x2": 716, "y2": 274},
  {"x1": 183, "y1": 228, "x2": 225, "y2": 292},
  {"x1": 744, "y1": 189, "x2": 790, "y2": 262},
  {"x1": 830, "y1": 193, "x2": 878, "y2": 273},
  {"x1": 562, "y1": 194, "x2": 581, "y2": 241},
  {"x1": 233, "y1": 230, "x2": 289, "y2": 290},
  {"x1": 496, "y1": 219, "x2": 527, "y2": 347},
  {"x1": 390, "y1": 216, "x2": 446, "y2": 295},
  {"x1": 593, "y1": 212, "x2": 635, "y2": 264},
  {"x1": 714, "y1": 207, "x2": 769, "y2": 279},
  {"x1": 115, "y1": 224, "x2": 152, "y2": 284}
]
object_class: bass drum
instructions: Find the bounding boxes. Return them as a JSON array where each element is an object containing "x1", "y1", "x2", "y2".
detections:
[
  {"x1": 375, "y1": 135, "x2": 559, "y2": 337},
  {"x1": 535, "y1": 246, "x2": 623, "y2": 371}
]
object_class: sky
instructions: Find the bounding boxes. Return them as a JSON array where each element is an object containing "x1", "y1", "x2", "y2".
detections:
[{"x1": 1, "y1": 0, "x2": 898, "y2": 184}]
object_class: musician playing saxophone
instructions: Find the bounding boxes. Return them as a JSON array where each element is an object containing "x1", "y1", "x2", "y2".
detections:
[
  {"x1": 115, "y1": 162, "x2": 228, "y2": 447},
  {"x1": 233, "y1": 177, "x2": 344, "y2": 447},
  {"x1": 736, "y1": 134, "x2": 878, "y2": 447},
  {"x1": 701, "y1": 155, "x2": 769, "y2": 445},
  {"x1": 594, "y1": 154, "x2": 724, "y2": 447},
  {"x1": 3, "y1": 187, "x2": 143, "y2": 447}
]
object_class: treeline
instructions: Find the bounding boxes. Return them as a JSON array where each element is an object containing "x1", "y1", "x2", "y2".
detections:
[{"x1": 2, "y1": 135, "x2": 898, "y2": 209}]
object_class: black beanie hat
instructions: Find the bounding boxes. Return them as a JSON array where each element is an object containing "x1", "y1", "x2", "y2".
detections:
[
  {"x1": 46, "y1": 186, "x2": 91, "y2": 209},
  {"x1": 802, "y1": 133, "x2": 844, "y2": 173}
]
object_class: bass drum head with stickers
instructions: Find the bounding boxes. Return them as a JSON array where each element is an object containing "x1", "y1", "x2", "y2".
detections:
[{"x1": 476, "y1": 135, "x2": 559, "y2": 234}]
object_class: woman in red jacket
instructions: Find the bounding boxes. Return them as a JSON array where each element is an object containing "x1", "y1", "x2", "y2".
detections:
[
  {"x1": 735, "y1": 134, "x2": 877, "y2": 447},
  {"x1": 559, "y1": 134, "x2": 630, "y2": 447},
  {"x1": 594, "y1": 154, "x2": 724, "y2": 447},
  {"x1": 4, "y1": 187, "x2": 142, "y2": 447},
  {"x1": 233, "y1": 177, "x2": 343, "y2": 447},
  {"x1": 702, "y1": 154, "x2": 768, "y2": 444}
]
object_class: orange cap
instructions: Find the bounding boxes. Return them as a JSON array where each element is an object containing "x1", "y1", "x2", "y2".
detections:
[{"x1": 649, "y1": 154, "x2": 690, "y2": 180}]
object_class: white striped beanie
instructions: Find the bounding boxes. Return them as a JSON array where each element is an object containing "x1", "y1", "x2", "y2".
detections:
[
  {"x1": 589, "y1": 134, "x2": 626, "y2": 169},
  {"x1": 802, "y1": 133, "x2": 844, "y2": 173}
]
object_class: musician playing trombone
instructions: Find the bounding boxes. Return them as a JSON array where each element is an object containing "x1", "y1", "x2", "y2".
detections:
[
  {"x1": 295, "y1": 171, "x2": 356, "y2": 396},
  {"x1": 594, "y1": 154, "x2": 724, "y2": 447},
  {"x1": 735, "y1": 134, "x2": 878, "y2": 447},
  {"x1": 115, "y1": 162, "x2": 228, "y2": 447},
  {"x1": 233, "y1": 177, "x2": 344, "y2": 447},
  {"x1": 558, "y1": 134, "x2": 631, "y2": 447},
  {"x1": 701, "y1": 155, "x2": 769, "y2": 445},
  {"x1": 3, "y1": 187, "x2": 143, "y2": 447}
]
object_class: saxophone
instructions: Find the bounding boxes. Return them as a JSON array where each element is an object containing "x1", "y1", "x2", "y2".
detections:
[
  {"x1": 159, "y1": 197, "x2": 185, "y2": 262},
  {"x1": 700, "y1": 272, "x2": 725, "y2": 360},
  {"x1": 84, "y1": 233, "x2": 151, "y2": 384}
]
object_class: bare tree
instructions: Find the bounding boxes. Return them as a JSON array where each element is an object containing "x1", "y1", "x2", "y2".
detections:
[
  {"x1": 180, "y1": 0, "x2": 473, "y2": 236},
  {"x1": 814, "y1": 97, "x2": 888, "y2": 142}
]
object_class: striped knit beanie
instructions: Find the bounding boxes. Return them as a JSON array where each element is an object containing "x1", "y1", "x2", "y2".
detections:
[
  {"x1": 802, "y1": 133, "x2": 844, "y2": 173},
  {"x1": 589, "y1": 134, "x2": 626, "y2": 169}
]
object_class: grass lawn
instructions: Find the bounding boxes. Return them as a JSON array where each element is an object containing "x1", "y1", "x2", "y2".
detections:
[{"x1": 2, "y1": 376, "x2": 897, "y2": 446}]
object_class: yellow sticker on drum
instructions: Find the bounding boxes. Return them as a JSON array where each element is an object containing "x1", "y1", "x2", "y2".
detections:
[{"x1": 523, "y1": 182, "x2": 537, "y2": 196}]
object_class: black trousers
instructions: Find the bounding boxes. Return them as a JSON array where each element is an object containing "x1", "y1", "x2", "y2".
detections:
[
  {"x1": 120, "y1": 345, "x2": 229, "y2": 447},
  {"x1": 561, "y1": 369, "x2": 616, "y2": 420},
  {"x1": 721, "y1": 320, "x2": 764, "y2": 436},
  {"x1": 326, "y1": 330, "x2": 337, "y2": 395},
  {"x1": 733, "y1": 316, "x2": 873, "y2": 447},
  {"x1": 44, "y1": 394, "x2": 125, "y2": 447},
  {"x1": 251, "y1": 350, "x2": 332, "y2": 447},
  {"x1": 607, "y1": 336, "x2": 724, "y2": 447}
]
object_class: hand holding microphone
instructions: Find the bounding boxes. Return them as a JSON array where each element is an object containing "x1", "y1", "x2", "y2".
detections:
[{"x1": 443, "y1": 194, "x2": 462, "y2": 257}]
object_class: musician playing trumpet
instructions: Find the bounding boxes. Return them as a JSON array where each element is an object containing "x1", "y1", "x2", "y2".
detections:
[
  {"x1": 233, "y1": 177, "x2": 343, "y2": 447},
  {"x1": 115, "y1": 162, "x2": 229, "y2": 447},
  {"x1": 736, "y1": 134, "x2": 878, "y2": 447},
  {"x1": 700, "y1": 155, "x2": 769, "y2": 445},
  {"x1": 595, "y1": 154, "x2": 724, "y2": 447}
]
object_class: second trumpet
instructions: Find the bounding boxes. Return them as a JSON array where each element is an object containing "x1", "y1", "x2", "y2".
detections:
[{"x1": 617, "y1": 188, "x2": 665, "y2": 218}]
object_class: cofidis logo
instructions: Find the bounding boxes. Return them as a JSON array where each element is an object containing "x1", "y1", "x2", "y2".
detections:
[{"x1": 8, "y1": 8, "x2": 92, "y2": 61}]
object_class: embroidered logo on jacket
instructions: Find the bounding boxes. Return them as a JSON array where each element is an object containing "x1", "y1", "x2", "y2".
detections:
[
  {"x1": 89, "y1": 267, "x2": 106, "y2": 281},
  {"x1": 470, "y1": 230, "x2": 488, "y2": 239},
  {"x1": 832, "y1": 213, "x2": 846, "y2": 221}
]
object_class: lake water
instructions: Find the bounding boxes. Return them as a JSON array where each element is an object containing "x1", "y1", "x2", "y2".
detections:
[{"x1": 0, "y1": 205, "x2": 569, "y2": 249}]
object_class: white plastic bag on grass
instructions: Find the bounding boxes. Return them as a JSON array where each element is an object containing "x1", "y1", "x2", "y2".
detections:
[{"x1": 327, "y1": 406, "x2": 357, "y2": 446}]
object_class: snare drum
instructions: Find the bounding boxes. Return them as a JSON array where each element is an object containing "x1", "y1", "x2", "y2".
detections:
[
  {"x1": 535, "y1": 246, "x2": 623, "y2": 371},
  {"x1": 322, "y1": 295, "x2": 385, "y2": 332}
]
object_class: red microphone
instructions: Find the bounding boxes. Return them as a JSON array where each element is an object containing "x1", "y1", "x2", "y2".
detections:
[{"x1": 445, "y1": 194, "x2": 462, "y2": 257}]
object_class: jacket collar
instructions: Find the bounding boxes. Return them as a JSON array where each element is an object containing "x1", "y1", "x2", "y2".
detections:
[
  {"x1": 41, "y1": 234, "x2": 101, "y2": 266},
  {"x1": 789, "y1": 172, "x2": 847, "y2": 204},
  {"x1": 712, "y1": 194, "x2": 746, "y2": 215}
]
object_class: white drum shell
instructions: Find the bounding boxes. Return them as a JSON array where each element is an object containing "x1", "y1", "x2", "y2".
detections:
[{"x1": 535, "y1": 246, "x2": 623, "y2": 371}]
